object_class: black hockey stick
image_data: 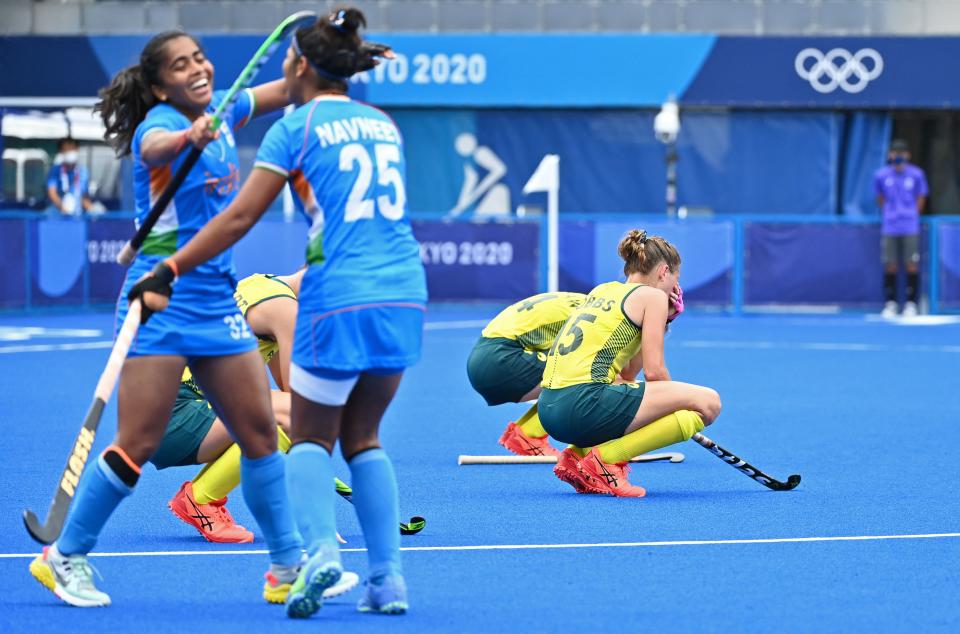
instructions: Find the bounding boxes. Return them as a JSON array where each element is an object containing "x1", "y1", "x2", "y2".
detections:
[
  {"x1": 23, "y1": 301, "x2": 143, "y2": 544},
  {"x1": 692, "y1": 433, "x2": 801, "y2": 491},
  {"x1": 335, "y1": 480, "x2": 426, "y2": 535}
]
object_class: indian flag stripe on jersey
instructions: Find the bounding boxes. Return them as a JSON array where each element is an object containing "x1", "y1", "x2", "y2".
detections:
[
  {"x1": 254, "y1": 161, "x2": 288, "y2": 178},
  {"x1": 306, "y1": 232, "x2": 325, "y2": 265},
  {"x1": 143, "y1": 164, "x2": 179, "y2": 254},
  {"x1": 140, "y1": 230, "x2": 178, "y2": 256}
]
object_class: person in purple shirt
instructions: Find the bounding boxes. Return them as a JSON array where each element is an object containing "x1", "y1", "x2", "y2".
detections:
[{"x1": 873, "y1": 139, "x2": 928, "y2": 317}]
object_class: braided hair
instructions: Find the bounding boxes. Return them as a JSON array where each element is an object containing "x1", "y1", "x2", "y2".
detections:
[
  {"x1": 294, "y1": 7, "x2": 392, "y2": 93},
  {"x1": 95, "y1": 31, "x2": 201, "y2": 157},
  {"x1": 617, "y1": 230, "x2": 681, "y2": 277}
]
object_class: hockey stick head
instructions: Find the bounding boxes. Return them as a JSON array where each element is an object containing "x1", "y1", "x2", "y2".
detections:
[
  {"x1": 771, "y1": 474, "x2": 802, "y2": 491},
  {"x1": 23, "y1": 509, "x2": 59, "y2": 545},
  {"x1": 400, "y1": 516, "x2": 426, "y2": 535}
]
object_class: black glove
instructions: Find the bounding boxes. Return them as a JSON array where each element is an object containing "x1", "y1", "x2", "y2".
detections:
[{"x1": 127, "y1": 260, "x2": 176, "y2": 324}]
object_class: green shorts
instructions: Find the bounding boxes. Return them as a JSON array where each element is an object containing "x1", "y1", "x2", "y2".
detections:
[
  {"x1": 538, "y1": 382, "x2": 646, "y2": 447},
  {"x1": 149, "y1": 383, "x2": 217, "y2": 470},
  {"x1": 466, "y1": 336, "x2": 545, "y2": 406}
]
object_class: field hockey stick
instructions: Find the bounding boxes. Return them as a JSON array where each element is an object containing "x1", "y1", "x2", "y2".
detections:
[
  {"x1": 23, "y1": 301, "x2": 143, "y2": 544},
  {"x1": 335, "y1": 479, "x2": 426, "y2": 535},
  {"x1": 457, "y1": 452, "x2": 684, "y2": 465},
  {"x1": 117, "y1": 10, "x2": 318, "y2": 265},
  {"x1": 691, "y1": 433, "x2": 801, "y2": 491}
]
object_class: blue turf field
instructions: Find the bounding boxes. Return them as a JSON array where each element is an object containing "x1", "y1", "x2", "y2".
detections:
[{"x1": 1, "y1": 307, "x2": 958, "y2": 632}]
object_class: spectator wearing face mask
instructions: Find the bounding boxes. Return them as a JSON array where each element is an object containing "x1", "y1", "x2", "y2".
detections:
[
  {"x1": 46, "y1": 138, "x2": 94, "y2": 216},
  {"x1": 873, "y1": 138, "x2": 928, "y2": 318}
]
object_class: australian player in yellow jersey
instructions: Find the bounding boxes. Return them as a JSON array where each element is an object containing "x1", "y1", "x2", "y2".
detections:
[
  {"x1": 466, "y1": 292, "x2": 585, "y2": 456},
  {"x1": 148, "y1": 269, "x2": 359, "y2": 601},
  {"x1": 540, "y1": 230, "x2": 721, "y2": 497},
  {"x1": 153, "y1": 271, "x2": 301, "y2": 542}
]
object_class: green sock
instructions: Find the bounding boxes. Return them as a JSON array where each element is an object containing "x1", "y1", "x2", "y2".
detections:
[
  {"x1": 597, "y1": 410, "x2": 703, "y2": 464},
  {"x1": 567, "y1": 445, "x2": 589, "y2": 458}
]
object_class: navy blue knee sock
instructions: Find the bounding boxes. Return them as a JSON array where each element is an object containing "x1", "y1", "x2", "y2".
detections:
[
  {"x1": 884, "y1": 272, "x2": 896, "y2": 302},
  {"x1": 906, "y1": 272, "x2": 919, "y2": 304}
]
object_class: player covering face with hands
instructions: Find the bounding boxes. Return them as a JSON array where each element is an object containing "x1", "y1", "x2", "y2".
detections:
[
  {"x1": 539, "y1": 230, "x2": 717, "y2": 497},
  {"x1": 129, "y1": 8, "x2": 424, "y2": 620},
  {"x1": 467, "y1": 284, "x2": 682, "y2": 460}
]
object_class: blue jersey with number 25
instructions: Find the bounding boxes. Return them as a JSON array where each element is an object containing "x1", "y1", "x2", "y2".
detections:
[{"x1": 254, "y1": 95, "x2": 426, "y2": 310}]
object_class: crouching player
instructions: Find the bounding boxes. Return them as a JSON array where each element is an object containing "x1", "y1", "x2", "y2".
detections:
[
  {"x1": 156, "y1": 271, "x2": 301, "y2": 544},
  {"x1": 466, "y1": 292, "x2": 586, "y2": 456},
  {"x1": 149, "y1": 269, "x2": 357, "y2": 601},
  {"x1": 539, "y1": 230, "x2": 719, "y2": 496}
]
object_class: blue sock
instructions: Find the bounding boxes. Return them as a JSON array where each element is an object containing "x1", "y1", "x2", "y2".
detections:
[
  {"x1": 240, "y1": 451, "x2": 302, "y2": 567},
  {"x1": 56, "y1": 455, "x2": 133, "y2": 555},
  {"x1": 286, "y1": 443, "x2": 339, "y2": 556},
  {"x1": 349, "y1": 448, "x2": 402, "y2": 579}
]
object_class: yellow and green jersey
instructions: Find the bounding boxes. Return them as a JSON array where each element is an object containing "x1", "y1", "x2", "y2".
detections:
[
  {"x1": 181, "y1": 273, "x2": 297, "y2": 388},
  {"x1": 541, "y1": 282, "x2": 644, "y2": 389},
  {"x1": 481, "y1": 292, "x2": 586, "y2": 352}
]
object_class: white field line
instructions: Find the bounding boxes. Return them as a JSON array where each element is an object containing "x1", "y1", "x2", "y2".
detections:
[
  {"x1": 0, "y1": 341, "x2": 115, "y2": 354},
  {"x1": 4, "y1": 318, "x2": 960, "y2": 355},
  {"x1": 2, "y1": 532, "x2": 958, "y2": 559},
  {"x1": 680, "y1": 340, "x2": 960, "y2": 353},
  {"x1": 423, "y1": 320, "x2": 489, "y2": 331},
  {"x1": 0, "y1": 327, "x2": 103, "y2": 341},
  {"x1": 0, "y1": 320, "x2": 488, "y2": 354}
]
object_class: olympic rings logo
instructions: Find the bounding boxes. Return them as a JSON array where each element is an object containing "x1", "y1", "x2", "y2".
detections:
[{"x1": 794, "y1": 48, "x2": 884, "y2": 94}]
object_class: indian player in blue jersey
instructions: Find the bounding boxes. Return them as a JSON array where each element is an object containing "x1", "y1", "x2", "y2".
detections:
[
  {"x1": 129, "y1": 8, "x2": 423, "y2": 619},
  {"x1": 29, "y1": 31, "x2": 305, "y2": 608}
]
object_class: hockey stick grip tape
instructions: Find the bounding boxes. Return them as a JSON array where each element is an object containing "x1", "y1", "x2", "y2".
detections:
[{"x1": 93, "y1": 300, "x2": 141, "y2": 402}]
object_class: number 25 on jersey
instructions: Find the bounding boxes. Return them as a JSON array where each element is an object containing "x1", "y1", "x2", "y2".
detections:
[
  {"x1": 340, "y1": 142, "x2": 406, "y2": 222},
  {"x1": 549, "y1": 313, "x2": 597, "y2": 356}
]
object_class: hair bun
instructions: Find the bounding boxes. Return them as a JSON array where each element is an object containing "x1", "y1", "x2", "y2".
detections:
[{"x1": 330, "y1": 8, "x2": 366, "y2": 35}]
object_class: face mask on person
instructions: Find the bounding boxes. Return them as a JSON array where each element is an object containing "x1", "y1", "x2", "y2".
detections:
[
  {"x1": 62, "y1": 150, "x2": 79, "y2": 165},
  {"x1": 893, "y1": 155, "x2": 906, "y2": 165}
]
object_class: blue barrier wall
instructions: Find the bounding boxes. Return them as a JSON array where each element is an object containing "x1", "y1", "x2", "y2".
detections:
[
  {"x1": 2, "y1": 212, "x2": 956, "y2": 313},
  {"x1": 938, "y1": 222, "x2": 960, "y2": 311}
]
